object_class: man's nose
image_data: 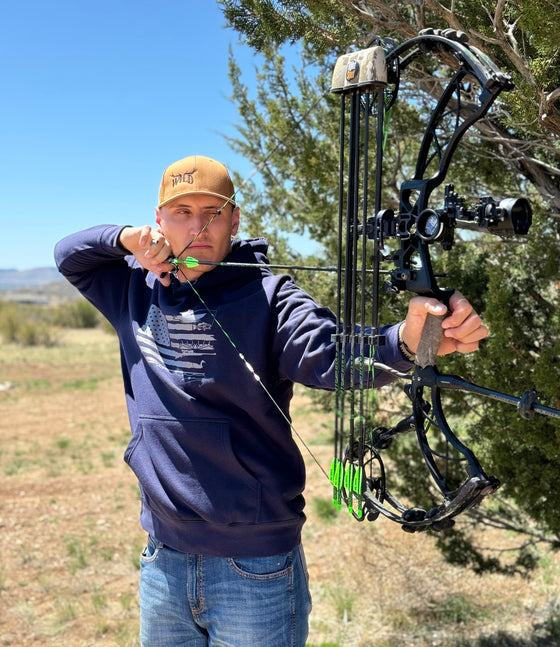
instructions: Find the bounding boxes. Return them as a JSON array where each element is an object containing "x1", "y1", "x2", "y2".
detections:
[{"x1": 187, "y1": 211, "x2": 207, "y2": 235}]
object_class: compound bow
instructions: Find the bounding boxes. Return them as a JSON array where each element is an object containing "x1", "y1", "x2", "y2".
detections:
[{"x1": 329, "y1": 29, "x2": 560, "y2": 532}]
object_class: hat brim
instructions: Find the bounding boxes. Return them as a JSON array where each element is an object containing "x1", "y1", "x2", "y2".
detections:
[{"x1": 158, "y1": 190, "x2": 237, "y2": 209}]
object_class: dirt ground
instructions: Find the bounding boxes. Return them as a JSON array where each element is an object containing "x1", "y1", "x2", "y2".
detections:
[{"x1": 1, "y1": 328, "x2": 559, "y2": 647}]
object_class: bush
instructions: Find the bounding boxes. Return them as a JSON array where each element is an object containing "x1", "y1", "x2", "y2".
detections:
[
  {"x1": 0, "y1": 300, "x2": 59, "y2": 346},
  {"x1": 0, "y1": 301, "x2": 19, "y2": 342},
  {"x1": 16, "y1": 319, "x2": 59, "y2": 347},
  {"x1": 53, "y1": 299, "x2": 100, "y2": 329}
]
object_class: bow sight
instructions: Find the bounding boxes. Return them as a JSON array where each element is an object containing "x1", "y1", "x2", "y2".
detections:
[
  {"x1": 416, "y1": 184, "x2": 533, "y2": 246},
  {"x1": 369, "y1": 184, "x2": 533, "y2": 249},
  {"x1": 367, "y1": 183, "x2": 532, "y2": 303}
]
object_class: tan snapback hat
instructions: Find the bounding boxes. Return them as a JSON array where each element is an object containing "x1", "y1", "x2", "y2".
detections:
[{"x1": 158, "y1": 155, "x2": 236, "y2": 208}]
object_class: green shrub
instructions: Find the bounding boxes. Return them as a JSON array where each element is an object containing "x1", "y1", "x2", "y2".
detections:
[
  {"x1": 0, "y1": 300, "x2": 59, "y2": 346},
  {"x1": 53, "y1": 299, "x2": 100, "y2": 328},
  {"x1": 0, "y1": 302, "x2": 20, "y2": 342},
  {"x1": 17, "y1": 319, "x2": 59, "y2": 347}
]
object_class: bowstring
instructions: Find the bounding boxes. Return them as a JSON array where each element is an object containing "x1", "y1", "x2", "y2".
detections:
[
  {"x1": 173, "y1": 260, "x2": 330, "y2": 481},
  {"x1": 164, "y1": 79, "x2": 391, "y2": 500},
  {"x1": 163, "y1": 88, "x2": 336, "y2": 485}
]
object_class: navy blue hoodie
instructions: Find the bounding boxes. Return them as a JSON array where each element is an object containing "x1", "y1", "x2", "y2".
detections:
[{"x1": 54, "y1": 225, "x2": 412, "y2": 557}]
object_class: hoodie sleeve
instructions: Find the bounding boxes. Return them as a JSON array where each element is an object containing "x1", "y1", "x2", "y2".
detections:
[
  {"x1": 271, "y1": 278, "x2": 413, "y2": 389},
  {"x1": 54, "y1": 225, "x2": 137, "y2": 322}
]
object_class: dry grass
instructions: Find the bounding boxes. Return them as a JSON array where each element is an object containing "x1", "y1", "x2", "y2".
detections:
[{"x1": 1, "y1": 328, "x2": 559, "y2": 646}]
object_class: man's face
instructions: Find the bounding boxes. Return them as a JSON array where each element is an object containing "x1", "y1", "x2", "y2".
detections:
[{"x1": 156, "y1": 193, "x2": 240, "y2": 281}]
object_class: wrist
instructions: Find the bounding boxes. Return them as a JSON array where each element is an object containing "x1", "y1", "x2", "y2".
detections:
[
  {"x1": 117, "y1": 226, "x2": 134, "y2": 252},
  {"x1": 398, "y1": 322, "x2": 416, "y2": 361}
]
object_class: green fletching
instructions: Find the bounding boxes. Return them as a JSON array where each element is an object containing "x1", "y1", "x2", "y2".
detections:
[
  {"x1": 343, "y1": 464, "x2": 355, "y2": 512},
  {"x1": 329, "y1": 457, "x2": 341, "y2": 486},
  {"x1": 329, "y1": 458, "x2": 343, "y2": 510},
  {"x1": 352, "y1": 465, "x2": 363, "y2": 493},
  {"x1": 353, "y1": 466, "x2": 364, "y2": 519},
  {"x1": 343, "y1": 463, "x2": 354, "y2": 491},
  {"x1": 339, "y1": 464, "x2": 364, "y2": 518}
]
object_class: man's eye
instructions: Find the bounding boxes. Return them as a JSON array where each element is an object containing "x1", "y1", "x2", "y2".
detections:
[{"x1": 174, "y1": 209, "x2": 220, "y2": 218}]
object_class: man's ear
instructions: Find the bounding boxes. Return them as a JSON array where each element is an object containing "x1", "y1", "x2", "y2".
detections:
[
  {"x1": 155, "y1": 207, "x2": 164, "y2": 233},
  {"x1": 231, "y1": 206, "x2": 240, "y2": 236}
]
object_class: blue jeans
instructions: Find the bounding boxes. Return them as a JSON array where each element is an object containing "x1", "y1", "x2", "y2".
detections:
[{"x1": 139, "y1": 536, "x2": 312, "y2": 646}]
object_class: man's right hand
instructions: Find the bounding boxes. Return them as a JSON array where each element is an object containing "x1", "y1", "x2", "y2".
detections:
[{"x1": 118, "y1": 226, "x2": 174, "y2": 286}]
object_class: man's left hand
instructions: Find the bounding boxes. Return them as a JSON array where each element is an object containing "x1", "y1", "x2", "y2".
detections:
[{"x1": 400, "y1": 291, "x2": 488, "y2": 357}]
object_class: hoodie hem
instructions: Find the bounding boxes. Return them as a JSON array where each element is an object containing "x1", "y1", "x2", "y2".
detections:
[{"x1": 141, "y1": 508, "x2": 305, "y2": 557}]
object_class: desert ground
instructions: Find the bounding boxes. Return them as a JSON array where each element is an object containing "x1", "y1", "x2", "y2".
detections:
[{"x1": 1, "y1": 328, "x2": 559, "y2": 646}]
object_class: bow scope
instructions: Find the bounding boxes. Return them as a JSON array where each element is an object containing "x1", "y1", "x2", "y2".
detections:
[{"x1": 417, "y1": 184, "x2": 532, "y2": 245}]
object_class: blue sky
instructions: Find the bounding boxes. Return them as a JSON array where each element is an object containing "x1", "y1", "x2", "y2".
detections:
[{"x1": 0, "y1": 1, "x2": 269, "y2": 270}]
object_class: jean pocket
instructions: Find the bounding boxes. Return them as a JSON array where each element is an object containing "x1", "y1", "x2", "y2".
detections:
[
  {"x1": 140, "y1": 535, "x2": 161, "y2": 564},
  {"x1": 228, "y1": 551, "x2": 293, "y2": 580}
]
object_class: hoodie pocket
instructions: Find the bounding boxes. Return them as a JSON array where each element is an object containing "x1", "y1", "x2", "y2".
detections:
[{"x1": 125, "y1": 416, "x2": 261, "y2": 525}]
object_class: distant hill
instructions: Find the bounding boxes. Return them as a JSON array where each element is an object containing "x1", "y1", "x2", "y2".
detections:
[
  {"x1": 0, "y1": 267, "x2": 64, "y2": 290},
  {"x1": 0, "y1": 267, "x2": 79, "y2": 304}
]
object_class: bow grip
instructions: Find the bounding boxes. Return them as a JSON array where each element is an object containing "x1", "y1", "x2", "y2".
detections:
[
  {"x1": 415, "y1": 313, "x2": 446, "y2": 368},
  {"x1": 414, "y1": 290, "x2": 454, "y2": 368}
]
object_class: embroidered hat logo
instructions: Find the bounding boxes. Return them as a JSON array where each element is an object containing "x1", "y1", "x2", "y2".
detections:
[{"x1": 171, "y1": 172, "x2": 195, "y2": 187}]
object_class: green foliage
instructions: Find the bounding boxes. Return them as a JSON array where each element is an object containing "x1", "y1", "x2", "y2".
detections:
[
  {"x1": 328, "y1": 585, "x2": 357, "y2": 621},
  {"x1": 312, "y1": 496, "x2": 338, "y2": 522},
  {"x1": 52, "y1": 299, "x2": 101, "y2": 329},
  {"x1": 0, "y1": 300, "x2": 59, "y2": 346},
  {"x1": 434, "y1": 521, "x2": 540, "y2": 577},
  {"x1": 222, "y1": 0, "x2": 560, "y2": 197},
  {"x1": 220, "y1": 0, "x2": 362, "y2": 55},
  {"x1": 0, "y1": 297, "x2": 105, "y2": 346},
  {"x1": 220, "y1": 1, "x2": 560, "y2": 573},
  {"x1": 64, "y1": 536, "x2": 89, "y2": 574},
  {"x1": 444, "y1": 209, "x2": 560, "y2": 545}
]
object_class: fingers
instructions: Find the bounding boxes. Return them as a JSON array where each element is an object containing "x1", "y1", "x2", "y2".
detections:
[
  {"x1": 403, "y1": 291, "x2": 488, "y2": 358},
  {"x1": 441, "y1": 291, "x2": 474, "y2": 327},
  {"x1": 129, "y1": 227, "x2": 174, "y2": 283},
  {"x1": 442, "y1": 291, "x2": 488, "y2": 348},
  {"x1": 144, "y1": 233, "x2": 171, "y2": 264},
  {"x1": 137, "y1": 225, "x2": 155, "y2": 249},
  {"x1": 407, "y1": 295, "x2": 447, "y2": 318}
]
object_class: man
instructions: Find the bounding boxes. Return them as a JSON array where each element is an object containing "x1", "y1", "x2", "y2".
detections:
[{"x1": 54, "y1": 155, "x2": 487, "y2": 646}]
